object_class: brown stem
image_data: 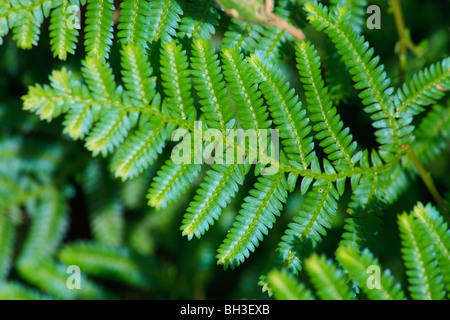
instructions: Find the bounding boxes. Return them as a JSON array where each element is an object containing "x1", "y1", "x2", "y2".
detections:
[
  {"x1": 407, "y1": 146, "x2": 449, "y2": 215},
  {"x1": 267, "y1": 12, "x2": 305, "y2": 41}
]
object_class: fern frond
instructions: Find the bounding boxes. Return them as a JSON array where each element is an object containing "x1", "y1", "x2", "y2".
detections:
[
  {"x1": 110, "y1": 110, "x2": 168, "y2": 180},
  {"x1": 117, "y1": 0, "x2": 150, "y2": 48},
  {"x1": 147, "y1": 0, "x2": 183, "y2": 43},
  {"x1": 62, "y1": 99, "x2": 97, "y2": 141},
  {"x1": 221, "y1": 47, "x2": 271, "y2": 131},
  {"x1": 267, "y1": 269, "x2": 315, "y2": 300},
  {"x1": 221, "y1": 18, "x2": 263, "y2": 53},
  {"x1": 84, "y1": 0, "x2": 115, "y2": 59},
  {"x1": 8, "y1": 0, "x2": 48, "y2": 49},
  {"x1": 81, "y1": 53, "x2": 117, "y2": 101},
  {"x1": 394, "y1": 57, "x2": 450, "y2": 117},
  {"x1": 17, "y1": 187, "x2": 68, "y2": 268},
  {"x1": 84, "y1": 107, "x2": 136, "y2": 157},
  {"x1": 120, "y1": 43, "x2": 156, "y2": 106},
  {"x1": 255, "y1": 26, "x2": 288, "y2": 60},
  {"x1": 49, "y1": 0, "x2": 79, "y2": 60},
  {"x1": 278, "y1": 179, "x2": 340, "y2": 272},
  {"x1": 296, "y1": 40, "x2": 357, "y2": 171},
  {"x1": 22, "y1": 63, "x2": 178, "y2": 182},
  {"x1": 398, "y1": 212, "x2": 445, "y2": 300},
  {"x1": 0, "y1": 282, "x2": 48, "y2": 300},
  {"x1": 18, "y1": 260, "x2": 110, "y2": 299},
  {"x1": 412, "y1": 103, "x2": 450, "y2": 166},
  {"x1": 304, "y1": 1, "x2": 406, "y2": 161},
  {"x1": 248, "y1": 52, "x2": 314, "y2": 169},
  {"x1": 410, "y1": 203, "x2": 450, "y2": 296},
  {"x1": 178, "y1": 0, "x2": 220, "y2": 40},
  {"x1": 191, "y1": 37, "x2": 233, "y2": 131},
  {"x1": 181, "y1": 163, "x2": 247, "y2": 240},
  {"x1": 147, "y1": 159, "x2": 202, "y2": 209},
  {"x1": 305, "y1": 253, "x2": 353, "y2": 300},
  {"x1": 217, "y1": 172, "x2": 288, "y2": 268},
  {"x1": 23, "y1": 70, "x2": 74, "y2": 121},
  {"x1": 336, "y1": 246, "x2": 405, "y2": 300},
  {"x1": 59, "y1": 242, "x2": 153, "y2": 289},
  {"x1": 160, "y1": 39, "x2": 197, "y2": 122},
  {"x1": 82, "y1": 57, "x2": 136, "y2": 156},
  {"x1": 330, "y1": 0, "x2": 368, "y2": 33}
]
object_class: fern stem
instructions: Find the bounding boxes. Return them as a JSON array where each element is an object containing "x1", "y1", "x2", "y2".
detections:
[
  {"x1": 24, "y1": 74, "x2": 410, "y2": 184},
  {"x1": 391, "y1": 0, "x2": 407, "y2": 84},
  {"x1": 406, "y1": 147, "x2": 449, "y2": 215},
  {"x1": 391, "y1": 0, "x2": 422, "y2": 84}
]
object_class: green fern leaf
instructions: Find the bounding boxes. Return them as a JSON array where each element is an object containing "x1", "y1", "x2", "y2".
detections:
[
  {"x1": 336, "y1": 246, "x2": 405, "y2": 300},
  {"x1": 330, "y1": 0, "x2": 368, "y2": 33},
  {"x1": 248, "y1": 52, "x2": 314, "y2": 169},
  {"x1": 296, "y1": 40, "x2": 357, "y2": 171},
  {"x1": 84, "y1": 0, "x2": 115, "y2": 59},
  {"x1": 305, "y1": 1, "x2": 406, "y2": 161},
  {"x1": 110, "y1": 108, "x2": 168, "y2": 180},
  {"x1": 221, "y1": 18, "x2": 263, "y2": 53},
  {"x1": 160, "y1": 39, "x2": 197, "y2": 122},
  {"x1": 394, "y1": 57, "x2": 450, "y2": 117},
  {"x1": 305, "y1": 253, "x2": 354, "y2": 300},
  {"x1": 217, "y1": 173, "x2": 288, "y2": 268},
  {"x1": 410, "y1": 203, "x2": 450, "y2": 297},
  {"x1": 17, "y1": 187, "x2": 68, "y2": 268},
  {"x1": 0, "y1": 282, "x2": 48, "y2": 300},
  {"x1": 10, "y1": 2, "x2": 45, "y2": 49},
  {"x1": 120, "y1": 43, "x2": 156, "y2": 106},
  {"x1": 18, "y1": 260, "x2": 110, "y2": 299},
  {"x1": 221, "y1": 47, "x2": 271, "y2": 131},
  {"x1": 267, "y1": 269, "x2": 315, "y2": 300},
  {"x1": 49, "y1": 0, "x2": 80, "y2": 60},
  {"x1": 81, "y1": 55, "x2": 117, "y2": 101},
  {"x1": 147, "y1": 0, "x2": 183, "y2": 43},
  {"x1": 147, "y1": 159, "x2": 202, "y2": 209},
  {"x1": 398, "y1": 211, "x2": 446, "y2": 300},
  {"x1": 181, "y1": 163, "x2": 248, "y2": 240},
  {"x1": 178, "y1": 0, "x2": 220, "y2": 40},
  {"x1": 412, "y1": 103, "x2": 450, "y2": 166},
  {"x1": 59, "y1": 242, "x2": 154, "y2": 289},
  {"x1": 278, "y1": 180, "x2": 340, "y2": 272},
  {"x1": 191, "y1": 37, "x2": 233, "y2": 131},
  {"x1": 85, "y1": 107, "x2": 136, "y2": 157},
  {"x1": 117, "y1": 0, "x2": 150, "y2": 47}
]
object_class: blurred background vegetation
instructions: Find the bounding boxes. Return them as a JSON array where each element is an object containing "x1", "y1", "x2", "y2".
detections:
[{"x1": 0, "y1": 0, "x2": 449, "y2": 299}]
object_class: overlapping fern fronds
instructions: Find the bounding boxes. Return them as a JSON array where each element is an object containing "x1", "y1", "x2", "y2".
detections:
[
  {"x1": 0, "y1": 103, "x2": 177, "y2": 298},
  {"x1": 20, "y1": 0, "x2": 450, "y2": 274},
  {"x1": 0, "y1": 0, "x2": 447, "y2": 301},
  {"x1": 268, "y1": 202, "x2": 449, "y2": 300}
]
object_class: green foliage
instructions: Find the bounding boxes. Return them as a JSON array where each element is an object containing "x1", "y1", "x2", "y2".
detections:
[
  {"x1": 267, "y1": 269, "x2": 314, "y2": 300},
  {"x1": 0, "y1": 0, "x2": 449, "y2": 300},
  {"x1": 267, "y1": 202, "x2": 448, "y2": 300}
]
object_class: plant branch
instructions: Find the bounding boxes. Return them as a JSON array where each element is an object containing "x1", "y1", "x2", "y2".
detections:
[{"x1": 406, "y1": 146, "x2": 449, "y2": 215}]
